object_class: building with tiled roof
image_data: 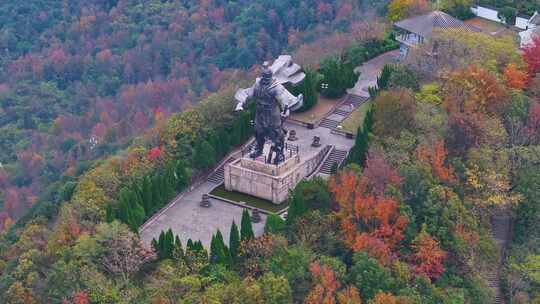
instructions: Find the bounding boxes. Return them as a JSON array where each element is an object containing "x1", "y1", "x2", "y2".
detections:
[{"x1": 394, "y1": 11, "x2": 480, "y2": 57}]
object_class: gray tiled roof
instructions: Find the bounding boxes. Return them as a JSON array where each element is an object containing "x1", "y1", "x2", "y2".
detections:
[
  {"x1": 395, "y1": 11, "x2": 480, "y2": 38},
  {"x1": 530, "y1": 12, "x2": 540, "y2": 25}
]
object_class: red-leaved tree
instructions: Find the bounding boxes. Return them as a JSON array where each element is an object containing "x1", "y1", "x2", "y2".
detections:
[
  {"x1": 329, "y1": 170, "x2": 408, "y2": 265},
  {"x1": 523, "y1": 35, "x2": 540, "y2": 76},
  {"x1": 410, "y1": 226, "x2": 447, "y2": 280}
]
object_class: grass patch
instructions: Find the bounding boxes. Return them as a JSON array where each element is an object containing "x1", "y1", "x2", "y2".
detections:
[
  {"x1": 210, "y1": 184, "x2": 289, "y2": 213},
  {"x1": 290, "y1": 94, "x2": 341, "y2": 124},
  {"x1": 340, "y1": 101, "x2": 372, "y2": 134}
]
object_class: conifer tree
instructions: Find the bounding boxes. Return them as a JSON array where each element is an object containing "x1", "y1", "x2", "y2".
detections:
[
  {"x1": 240, "y1": 209, "x2": 255, "y2": 241},
  {"x1": 141, "y1": 176, "x2": 153, "y2": 214},
  {"x1": 175, "y1": 160, "x2": 189, "y2": 191},
  {"x1": 286, "y1": 192, "x2": 307, "y2": 226},
  {"x1": 151, "y1": 175, "x2": 163, "y2": 210},
  {"x1": 186, "y1": 239, "x2": 195, "y2": 252},
  {"x1": 229, "y1": 221, "x2": 240, "y2": 261},
  {"x1": 173, "y1": 235, "x2": 184, "y2": 260}
]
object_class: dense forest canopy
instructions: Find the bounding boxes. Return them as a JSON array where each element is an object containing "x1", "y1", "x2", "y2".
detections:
[
  {"x1": 0, "y1": 0, "x2": 377, "y2": 226},
  {"x1": 1, "y1": 0, "x2": 540, "y2": 303}
]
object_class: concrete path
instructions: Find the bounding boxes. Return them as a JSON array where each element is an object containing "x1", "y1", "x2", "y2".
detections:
[
  {"x1": 347, "y1": 50, "x2": 400, "y2": 97},
  {"x1": 139, "y1": 121, "x2": 354, "y2": 248}
]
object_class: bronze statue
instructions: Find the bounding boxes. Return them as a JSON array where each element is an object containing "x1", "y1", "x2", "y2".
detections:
[{"x1": 235, "y1": 57, "x2": 304, "y2": 164}]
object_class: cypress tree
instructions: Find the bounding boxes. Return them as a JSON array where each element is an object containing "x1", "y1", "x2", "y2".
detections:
[
  {"x1": 175, "y1": 160, "x2": 189, "y2": 191},
  {"x1": 229, "y1": 221, "x2": 240, "y2": 261},
  {"x1": 240, "y1": 209, "x2": 255, "y2": 241},
  {"x1": 141, "y1": 176, "x2": 153, "y2": 214},
  {"x1": 151, "y1": 175, "x2": 163, "y2": 210},
  {"x1": 286, "y1": 192, "x2": 307, "y2": 226},
  {"x1": 173, "y1": 235, "x2": 184, "y2": 260},
  {"x1": 186, "y1": 238, "x2": 195, "y2": 252},
  {"x1": 157, "y1": 231, "x2": 166, "y2": 259},
  {"x1": 209, "y1": 234, "x2": 218, "y2": 264},
  {"x1": 166, "y1": 229, "x2": 176, "y2": 258}
]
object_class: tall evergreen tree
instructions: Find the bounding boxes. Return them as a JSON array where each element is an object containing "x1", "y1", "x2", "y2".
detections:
[
  {"x1": 229, "y1": 221, "x2": 240, "y2": 261},
  {"x1": 141, "y1": 176, "x2": 153, "y2": 214},
  {"x1": 151, "y1": 175, "x2": 163, "y2": 210},
  {"x1": 286, "y1": 191, "x2": 307, "y2": 226},
  {"x1": 240, "y1": 209, "x2": 255, "y2": 241},
  {"x1": 173, "y1": 235, "x2": 184, "y2": 260}
]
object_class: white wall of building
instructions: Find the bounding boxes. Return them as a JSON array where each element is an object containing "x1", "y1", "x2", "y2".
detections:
[
  {"x1": 472, "y1": 6, "x2": 503, "y2": 23},
  {"x1": 516, "y1": 16, "x2": 530, "y2": 29}
]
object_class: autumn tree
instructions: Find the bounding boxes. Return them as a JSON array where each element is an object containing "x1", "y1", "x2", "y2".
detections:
[
  {"x1": 523, "y1": 35, "x2": 540, "y2": 76},
  {"x1": 416, "y1": 140, "x2": 456, "y2": 184},
  {"x1": 373, "y1": 89, "x2": 416, "y2": 138},
  {"x1": 409, "y1": 225, "x2": 447, "y2": 280},
  {"x1": 329, "y1": 170, "x2": 408, "y2": 264},
  {"x1": 388, "y1": 0, "x2": 430, "y2": 22},
  {"x1": 503, "y1": 63, "x2": 529, "y2": 90},
  {"x1": 304, "y1": 261, "x2": 341, "y2": 304}
]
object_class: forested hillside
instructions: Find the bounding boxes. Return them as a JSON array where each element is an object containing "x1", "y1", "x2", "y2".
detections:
[
  {"x1": 1, "y1": 0, "x2": 540, "y2": 303},
  {"x1": 0, "y1": 0, "x2": 375, "y2": 228}
]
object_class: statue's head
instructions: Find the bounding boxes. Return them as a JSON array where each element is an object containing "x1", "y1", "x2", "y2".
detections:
[{"x1": 260, "y1": 62, "x2": 273, "y2": 86}]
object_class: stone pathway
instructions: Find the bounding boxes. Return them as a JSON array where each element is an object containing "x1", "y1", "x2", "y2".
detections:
[
  {"x1": 487, "y1": 212, "x2": 512, "y2": 304},
  {"x1": 347, "y1": 50, "x2": 400, "y2": 97}
]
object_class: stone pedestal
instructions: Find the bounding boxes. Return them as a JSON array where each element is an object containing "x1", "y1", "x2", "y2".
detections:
[{"x1": 224, "y1": 143, "x2": 328, "y2": 204}]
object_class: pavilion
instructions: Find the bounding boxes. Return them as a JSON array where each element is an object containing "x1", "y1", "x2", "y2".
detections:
[{"x1": 394, "y1": 11, "x2": 480, "y2": 57}]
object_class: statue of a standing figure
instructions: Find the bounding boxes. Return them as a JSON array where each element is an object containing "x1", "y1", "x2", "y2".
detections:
[{"x1": 235, "y1": 58, "x2": 304, "y2": 164}]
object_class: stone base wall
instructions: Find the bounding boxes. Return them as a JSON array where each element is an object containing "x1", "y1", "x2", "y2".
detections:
[{"x1": 224, "y1": 148, "x2": 328, "y2": 204}]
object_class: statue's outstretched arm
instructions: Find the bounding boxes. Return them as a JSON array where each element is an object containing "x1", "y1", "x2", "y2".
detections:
[{"x1": 234, "y1": 86, "x2": 255, "y2": 111}]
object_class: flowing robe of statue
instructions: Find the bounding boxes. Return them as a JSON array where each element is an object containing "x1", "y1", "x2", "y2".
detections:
[{"x1": 235, "y1": 57, "x2": 304, "y2": 164}]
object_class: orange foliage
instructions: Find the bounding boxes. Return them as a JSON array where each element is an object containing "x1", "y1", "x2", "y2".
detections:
[
  {"x1": 305, "y1": 262, "x2": 341, "y2": 304},
  {"x1": 410, "y1": 227, "x2": 447, "y2": 280},
  {"x1": 329, "y1": 170, "x2": 408, "y2": 265},
  {"x1": 443, "y1": 66, "x2": 509, "y2": 116},
  {"x1": 369, "y1": 292, "x2": 400, "y2": 304},
  {"x1": 336, "y1": 286, "x2": 363, "y2": 304},
  {"x1": 503, "y1": 63, "x2": 529, "y2": 89},
  {"x1": 416, "y1": 140, "x2": 456, "y2": 184}
]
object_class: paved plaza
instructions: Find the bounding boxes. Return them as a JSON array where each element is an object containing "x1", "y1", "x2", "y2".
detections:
[{"x1": 139, "y1": 121, "x2": 354, "y2": 248}]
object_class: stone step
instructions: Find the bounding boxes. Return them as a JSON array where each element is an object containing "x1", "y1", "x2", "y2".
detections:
[
  {"x1": 319, "y1": 149, "x2": 348, "y2": 174},
  {"x1": 333, "y1": 109, "x2": 351, "y2": 116},
  {"x1": 319, "y1": 118, "x2": 340, "y2": 129},
  {"x1": 207, "y1": 157, "x2": 235, "y2": 184}
]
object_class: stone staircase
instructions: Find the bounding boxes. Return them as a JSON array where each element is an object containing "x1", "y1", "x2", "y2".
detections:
[
  {"x1": 487, "y1": 214, "x2": 512, "y2": 304},
  {"x1": 207, "y1": 157, "x2": 235, "y2": 184},
  {"x1": 319, "y1": 118, "x2": 340, "y2": 129},
  {"x1": 344, "y1": 94, "x2": 368, "y2": 107},
  {"x1": 318, "y1": 148, "x2": 348, "y2": 175}
]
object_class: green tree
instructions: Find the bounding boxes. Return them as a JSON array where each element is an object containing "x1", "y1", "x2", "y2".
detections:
[
  {"x1": 349, "y1": 252, "x2": 396, "y2": 300},
  {"x1": 229, "y1": 221, "x2": 240, "y2": 262},
  {"x1": 194, "y1": 139, "x2": 217, "y2": 170},
  {"x1": 264, "y1": 214, "x2": 286, "y2": 235},
  {"x1": 240, "y1": 209, "x2": 255, "y2": 241},
  {"x1": 140, "y1": 176, "x2": 153, "y2": 214},
  {"x1": 259, "y1": 273, "x2": 293, "y2": 304},
  {"x1": 286, "y1": 192, "x2": 307, "y2": 226},
  {"x1": 297, "y1": 68, "x2": 322, "y2": 112},
  {"x1": 319, "y1": 56, "x2": 357, "y2": 99}
]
